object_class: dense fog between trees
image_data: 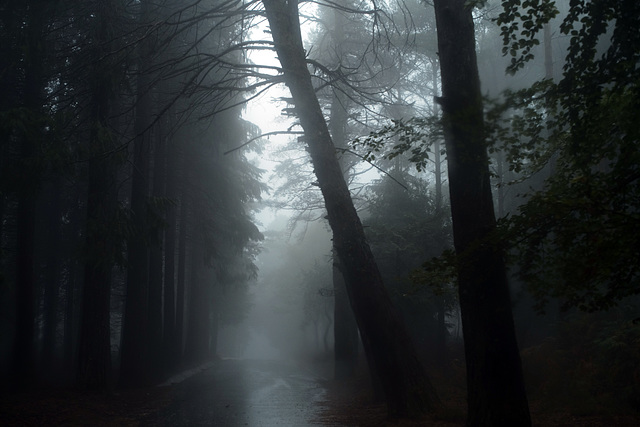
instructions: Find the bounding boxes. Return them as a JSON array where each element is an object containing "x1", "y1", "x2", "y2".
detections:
[{"x1": 1, "y1": 0, "x2": 639, "y2": 425}]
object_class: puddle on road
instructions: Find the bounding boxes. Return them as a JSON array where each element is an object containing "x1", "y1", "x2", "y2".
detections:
[{"x1": 241, "y1": 360, "x2": 330, "y2": 426}]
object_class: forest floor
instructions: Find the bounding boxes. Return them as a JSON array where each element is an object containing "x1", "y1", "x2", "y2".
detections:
[
  {"x1": 318, "y1": 369, "x2": 640, "y2": 427},
  {"x1": 3, "y1": 360, "x2": 640, "y2": 426},
  {"x1": 0, "y1": 384, "x2": 173, "y2": 426},
  {"x1": 0, "y1": 362, "x2": 216, "y2": 425}
]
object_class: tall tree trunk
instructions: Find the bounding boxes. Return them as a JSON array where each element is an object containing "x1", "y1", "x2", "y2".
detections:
[
  {"x1": 431, "y1": 64, "x2": 449, "y2": 369},
  {"x1": 63, "y1": 258, "x2": 78, "y2": 379},
  {"x1": 332, "y1": 253, "x2": 359, "y2": 379},
  {"x1": 263, "y1": 0, "x2": 440, "y2": 417},
  {"x1": 13, "y1": 168, "x2": 37, "y2": 391},
  {"x1": 77, "y1": 0, "x2": 119, "y2": 391},
  {"x1": 78, "y1": 135, "x2": 116, "y2": 390},
  {"x1": 41, "y1": 179, "x2": 62, "y2": 378},
  {"x1": 327, "y1": 39, "x2": 360, "y2": 378},
  {"x1": 148, "y1": 130, "x2": 166, "y2": 381},
  {"x1": 184, "y1": 235, "x2": 212, "y2": 365},
  {"x1": 431, "y1": 63, "x2": 443, "y2": 214},
  {"x1": 63, "y1": 199, "x2": 83, "y2": 381},
  {"x1": 162, "y1": 134, "x2": 179, "y2": 371},
  {"x1": 12, "y1": 0, "x2": 48, "y2": 390},
  {"x1": 120, "y1": 0, "x2": 154, "y2": 386},
  {"x1": 184, "y1": 241, "x2": 200, "y2": 365},
  {"x1": 496, "y1": 150, "x2": 505, "y2": 218},
  {"x1": 119, "y1": 111, "x2": 151, "y2": 387},
  {"x1": 174, "y1": 185, "x2": 189, "y2": 366},
  {"x1": 432, "y1": 1, "x2": 531, "y2": 425},
  {"x1": 328, "y1": 76, "x2": 360, "y2": 381}
]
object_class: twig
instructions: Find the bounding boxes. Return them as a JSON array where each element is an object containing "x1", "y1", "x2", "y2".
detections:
[
  {"x1": 335, "y1": 147, "x2": 408, "y2": 190},
  {"x1": 223, "y1": 130, "x2": 304, "y2": 155}
]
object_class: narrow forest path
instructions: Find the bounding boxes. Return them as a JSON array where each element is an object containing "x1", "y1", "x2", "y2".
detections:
[{"x1": 144, "y1": 359, "x2": 335, "y2": 426}]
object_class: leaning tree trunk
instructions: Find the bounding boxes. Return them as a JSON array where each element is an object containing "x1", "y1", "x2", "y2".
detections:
[
  {"x1": 263, "y1": 0, "x2": 439, "y2": 418},
  {"x1": 432, "y1": 1, "x2": 531, "y2": 425},
  {"x1": 328, "y1": 84, "x2": 360, "y2": 382},
  {"x1": 325, "y1": 1, "x2": 360, "y2": 383},
  {"x1": 332, "y1": 251, "x2": 359, "y2": 380}
]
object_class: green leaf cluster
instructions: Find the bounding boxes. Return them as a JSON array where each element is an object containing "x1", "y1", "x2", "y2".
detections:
[
  {"x1": 364, "y1": 170, "x2": 455, "y2": 348},
  {"x1": 365, "y1": 171, "x2": 454, "y2": 297},
  {"x1": 496, "y1": 0, "x2": 558, "y2": 73},
  {"x1": 351, "y1": 116, "x2": 443, "y2": 172},
  {"x1": 492, "y1": 0, "x2": 640, "y2": 313}
]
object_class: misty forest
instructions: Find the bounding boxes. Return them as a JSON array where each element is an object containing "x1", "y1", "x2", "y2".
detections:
[{"x1": 1, "y1": 0, "x2": 639, "y2": 425}]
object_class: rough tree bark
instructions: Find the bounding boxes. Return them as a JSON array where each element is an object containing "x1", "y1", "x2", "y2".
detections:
[
  {"x1": 332, "y1": 251, "x2": 359, "y2": 379},
  {"x1": 263, "y1": 0, "x2": 439, "y2": 417},
  {"x1": 432, "y1": 1, "x2": 531, "y2": 425},
  {"x1": 328, "y1": 79, "x2": 359, "y2": 382}
]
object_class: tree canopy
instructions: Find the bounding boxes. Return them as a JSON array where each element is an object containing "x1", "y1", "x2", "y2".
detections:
[{"x1": 494, "y1": 0, "x2": 640, "y2": 312}]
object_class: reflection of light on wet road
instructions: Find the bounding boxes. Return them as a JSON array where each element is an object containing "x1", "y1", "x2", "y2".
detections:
[
  {"x1": 245, "y1": 361, "x2": 327, "y2": 426},
  {"x1": 251, "y1": 378, "x2": 292, "y2": 403},
  {"x1": 146, "y1": 359, "x2": 336, "y2": 426}
]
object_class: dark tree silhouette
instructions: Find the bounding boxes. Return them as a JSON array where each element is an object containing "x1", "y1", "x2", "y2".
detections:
[
  {"x1": 77, "y1": 0, "x2": 122, "y2": 390},
  {"x1": 263, "y1": 0, "x2": 440, "y2": 418},
  {"x1": 120, "y1": 0, "x2": 155, "y2": 388},
  {"x1": 432, "y1": 0, "x2": 531, "y2": 425},
  {"x1": 9, "y1": 0, "x2": 50, "y2": 390}
]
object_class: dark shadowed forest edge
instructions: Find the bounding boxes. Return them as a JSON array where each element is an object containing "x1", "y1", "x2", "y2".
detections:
[
  {"x1": 318, "y1": 344, "x2": 640, "y2": 427},
  {"x1": 3, "y1": 348, "x2": 640, "y2": 426},
  {"x1": 0, "y1": 385, "x2": 172, "y2": 426}
]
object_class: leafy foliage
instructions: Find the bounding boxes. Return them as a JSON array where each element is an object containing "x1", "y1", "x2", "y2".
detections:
[
  {"x1": 409, "y1": 248, "x2": 458, "y2": 298},
  {"x1": 496, "y1": 0, "x2": 559, "y2": 74},
  {"x1": 491, "y1": 0, "x2": 640, "y2": 312},
  {"x1": 363, "y1": 170, "x2": 454, "y2": 351},
  {"x1": 352, "y1": 116, "x2": 443, "y2": 172}
]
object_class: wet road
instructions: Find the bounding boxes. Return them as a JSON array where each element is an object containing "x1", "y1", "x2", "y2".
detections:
[{"x1": 146, "y1": 359, "x2": 333, "y2": 426}]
